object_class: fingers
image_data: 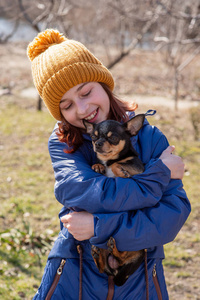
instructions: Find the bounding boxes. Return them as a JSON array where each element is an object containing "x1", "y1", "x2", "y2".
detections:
[
  {"x1": 60, "y1": 214, "x2": 72, "y2": 230},
  {"x1": 159, "y1": 145, "x2": 175, "y2": 161},
  {"x1": 164, "y1": 145, "x2": 175, "y2": 154},
  {"x1": 60, "y1": 214, "x2": 71, "y2": 223},
  {"x1": 60, "y1": 212, "x2": 94, "y2": 241}
]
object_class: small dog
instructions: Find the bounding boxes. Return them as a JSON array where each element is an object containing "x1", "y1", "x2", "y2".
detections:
[{"x1": 84, "y1": 113, "x2": 148, "y2": 286}]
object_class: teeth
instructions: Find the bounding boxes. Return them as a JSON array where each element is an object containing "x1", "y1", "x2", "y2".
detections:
[{"x1": 85, "y1": 110, "x2": 97, "y2": 121}]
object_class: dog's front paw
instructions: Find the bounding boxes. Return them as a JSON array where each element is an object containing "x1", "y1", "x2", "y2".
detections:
[
  {"x1": 107, "y1": 237, "x2": 120, "y2": 257},
  {"x1": 111, "y1": 164, "x2": 131, "y2": 178},
  {"x1": 107, "y1": 237, "x2": 115, "y2": 253},
  {"x1": 107, "y1": 237, "x2": 126, "y2": 265},
  {"x1": 91, "y1": 245, "x2": 106, "y2": 273},
  {"x1": 92, "y1": 163, "x2": 106, "y2": 174},
  {"x1": 121, "y1": 167, "x2": 131, "y2": 178},
  {"x1": 91, "y1": 245, "x2": 101, "y2": 259}
]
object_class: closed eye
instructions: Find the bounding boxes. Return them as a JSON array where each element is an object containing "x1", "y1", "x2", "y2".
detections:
[
  {"x1": 82, "y1": 90, "x2": 91, "y2": 97},
  {"x1": 108, "y1": 135, "x2": 119, "y2": 144},
  {"x1": 60, "y1": 101, "x2": 72, "y2": 110},
  {"x1": 64, "y1": 103, "x2": 72, "y2": 110},
  {"x1": 61, "y1": 103, "x2": 72, "y2": 110}
]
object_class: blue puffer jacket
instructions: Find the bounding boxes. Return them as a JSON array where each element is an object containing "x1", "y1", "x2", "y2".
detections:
[{"x1": 34, "y1": 118, "x2": 191, "y2": 300}]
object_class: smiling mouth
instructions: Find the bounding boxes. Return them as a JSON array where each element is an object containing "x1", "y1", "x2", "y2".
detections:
[{"x1": 84, "y1": 108, "x2": 98, "y2": 122}]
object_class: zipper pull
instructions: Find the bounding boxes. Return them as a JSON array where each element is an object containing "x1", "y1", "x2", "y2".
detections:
[
  {"x1": 57, "y1": 259, "x2": 66, "y2": 275},
  {"x1": 152, "y1": 263, "x2": 156, "y2": 277}
]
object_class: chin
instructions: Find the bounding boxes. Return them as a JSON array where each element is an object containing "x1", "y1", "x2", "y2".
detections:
[{"x1": 98, "y1": 115, "x2": 107, "y2": 123}]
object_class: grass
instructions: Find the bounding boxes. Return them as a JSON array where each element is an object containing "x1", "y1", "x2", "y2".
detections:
[
  {"x1": 0, "y1": 95, "x2": 200, "y2": 299},
  {"x1": 0, "y1": 96, "x2": 62, "y2": 299}
]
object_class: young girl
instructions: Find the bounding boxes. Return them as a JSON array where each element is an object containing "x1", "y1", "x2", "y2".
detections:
[{"x1": 27, "y1": 29, "x2": 190, "y2": 300}]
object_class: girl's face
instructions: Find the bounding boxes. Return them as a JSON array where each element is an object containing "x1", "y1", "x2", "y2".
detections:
[{"x1": 60, "y1": 82, "x2": 110, "y2": 129}]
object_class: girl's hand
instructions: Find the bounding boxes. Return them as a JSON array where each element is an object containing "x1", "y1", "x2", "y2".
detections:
[
  {"x1": 61, "y1": 211, "x2": 94, "y2": 241},
  {"x1": 159, "y1": 145, "x2": 185, "y2": 179}
]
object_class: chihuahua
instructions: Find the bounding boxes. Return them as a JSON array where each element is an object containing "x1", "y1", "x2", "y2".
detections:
[{"x1": 84, "y1": 112, "x2": 154, "y2": 286}]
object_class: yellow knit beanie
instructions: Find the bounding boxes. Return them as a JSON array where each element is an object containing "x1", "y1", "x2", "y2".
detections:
[{"x1": 27, "y1": 29, "x2": 114, "y2": 120}]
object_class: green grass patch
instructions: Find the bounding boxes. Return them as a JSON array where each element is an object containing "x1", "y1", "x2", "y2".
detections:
[
  {"x1": 176, "y1": 272, "x2": 191, "y2": 278},
  {"x1": 0, "y1": 97, "x2": 61, "y2": 298}
]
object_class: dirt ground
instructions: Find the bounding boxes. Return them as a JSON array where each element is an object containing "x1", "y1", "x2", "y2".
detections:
[{"x1": 0, "y1": 42, "x2": 200, "y2": 300}]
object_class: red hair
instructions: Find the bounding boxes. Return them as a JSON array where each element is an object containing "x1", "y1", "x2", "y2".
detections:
[{"x1": 56, "y1": 83, "x2": 137, "y2": 153}]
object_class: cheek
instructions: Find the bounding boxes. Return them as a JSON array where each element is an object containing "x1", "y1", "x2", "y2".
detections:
[
  {"x1": 99, "y1": 95, "x2": 110, "y2": 115},
  {"x1": 61, "y1": 110, "x2": 77, "y2": 126},
  {"x1": 105, "y1": 100, "x2": 110, "y2": 115},
  {"x1": 61, "y1": 110, "x2": 71, "y2": 122},
  {"x1": 116, "y1": 140, "x2": 125, "y2": 152}
]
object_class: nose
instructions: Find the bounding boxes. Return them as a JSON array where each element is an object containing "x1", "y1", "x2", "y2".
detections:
[
  {"x1": 76, "y1": 99, "x2": 89, "y2": 116},
  {"x1": 95, "y1": 140, "x2": 104, "y2": 148}
]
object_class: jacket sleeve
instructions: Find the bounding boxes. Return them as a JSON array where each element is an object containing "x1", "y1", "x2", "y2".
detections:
[
  {"x1": 89, "y1": 179, "x2": 191, "y2": 250},
  {"x1": 48, "y1": 127, "x2": 171, "y2": 214}
]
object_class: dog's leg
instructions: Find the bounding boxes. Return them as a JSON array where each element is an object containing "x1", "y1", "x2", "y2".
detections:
[
  {"x1": 107, "y1": 237, "x2": 144, "y2": 266},
  {"x1": 111, "y1": 158, "x2": 144, "y2": 178},
  {"x1": 111, "y1": 163, "x2": 131, "y2": 178},
  {"x1": 91, "y1": 245, "x2": 107, "y2": 273},
  {"x1": 107, "y1": 237, "x2": 128, "y2": 266}
]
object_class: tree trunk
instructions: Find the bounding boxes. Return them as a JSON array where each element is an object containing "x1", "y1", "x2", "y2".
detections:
[
  {"x1": 174, "y1": 68, "x2": 179, "y2": 111},
  {"x1": 37, "y1": 96, "x2": 42, "y2": 111}
]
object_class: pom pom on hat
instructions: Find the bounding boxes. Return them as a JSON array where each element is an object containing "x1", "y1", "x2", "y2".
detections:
[
  {"x1": 27, "y1": 29, "x2": 114, "y2": 121},
  {"x1": 27, "y1": 29, "x2": 67, "y2": 61}
]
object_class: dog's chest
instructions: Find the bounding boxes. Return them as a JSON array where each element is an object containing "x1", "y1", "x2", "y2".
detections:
[
  {"x1": 101, "y1": 161, "x2": 116, "y2": 177},
  {"x1": 105, "y1": 166, "x2": 115, "y2": 178}
]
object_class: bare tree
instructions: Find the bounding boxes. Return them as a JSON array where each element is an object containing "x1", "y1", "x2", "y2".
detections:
[
  {"x1": 1, "y1": 0, "x2": 200, "y2": 110},
  {"x1": 154, "y1": 0, "x2": 200, "y2": 109},
  {"x1": 105, "y1": 2, "x2": 163, "y2": 69}
]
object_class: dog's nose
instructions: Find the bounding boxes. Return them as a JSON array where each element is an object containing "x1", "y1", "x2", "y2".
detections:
[{"x1": 95, "y1": 140, "x2": 104, "y2": 148}]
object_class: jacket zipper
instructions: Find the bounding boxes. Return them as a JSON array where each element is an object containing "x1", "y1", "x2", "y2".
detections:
[
  {"x1": 45, "y1": 259, "x2": 66, "y2": 300},
  {"x1": 152, "y1": 263, "x2": 163, "y2": 300}
]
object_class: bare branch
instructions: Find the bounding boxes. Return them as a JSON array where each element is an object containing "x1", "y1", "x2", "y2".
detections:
[
  {"x1": 177, "y1": 45, "x2": 200, "y2": 72},
  {"x1": 107, "y1": 5, "x2": 162, "y2": 69},
  {"x1": 0, "y1": 19, "x2": 19, "y2": 43},
  {"x1": 17, "y1": 0, "x2": 40, "y2": 32},
  {"x1": 107, "y1": 2, "x2": 153, "y2": 22},
  {"x1": 157, "y1": 0, "x2": 200, "y2": 20},
  {"x1": 32, "y1": 1, "x2": 54, "y2": 25},
  {"x1": 154, "y1": 36, "x2": 200, "y2": 46},
  {"x1": 57, "y1": 0, "x2": 73, "y2": 16}
]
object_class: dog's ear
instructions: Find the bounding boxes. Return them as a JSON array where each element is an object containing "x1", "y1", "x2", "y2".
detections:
[
  {"x1": 124, "y1": 114, "x2": 145, "y2": 136},
  {"x1": 83, "y1": 120, "x2": 95, "y2": 135}
]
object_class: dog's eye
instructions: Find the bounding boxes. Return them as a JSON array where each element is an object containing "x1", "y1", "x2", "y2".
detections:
[
  {"x1": 91, "y1": 134, "x2": 98, "y2": 141},
  {"x1": 109, "y1": 135, "x2": 119, "y2": 144}
]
